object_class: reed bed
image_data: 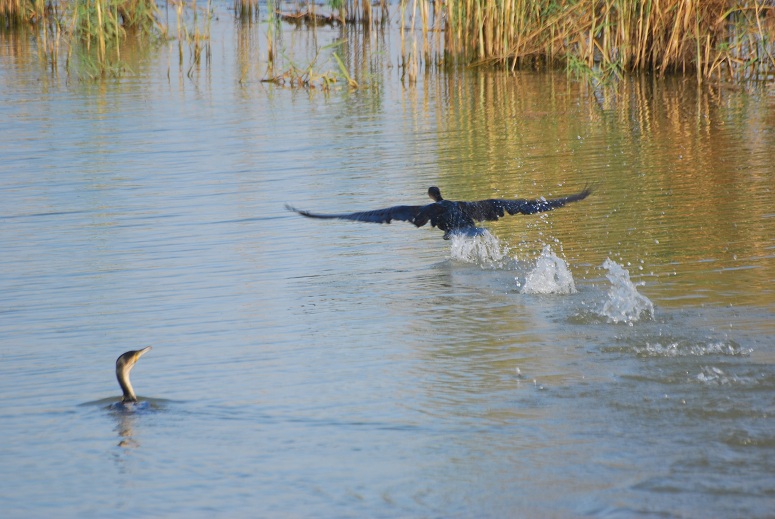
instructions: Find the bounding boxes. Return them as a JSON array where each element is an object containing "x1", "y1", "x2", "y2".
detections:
[
  {"x1": 436, "y1": 0, "x2": 775, "y2": 80},
  {"x1": 2, "y1": 0, "x2": 50, "y2": 28},
  {"x1": 2, "y1": 0, "x2": 165, "y2": 78},
  {"x1": 2, "y1": 0, "x2": 30, "y2": 28},
  {"x1": 2, "y1": 0, "x2": 161, "y2": 33},
  {"x1": 5, "y1": 0, "x2": 774, "y2": 83},
  {"x1": 72, "y1": 0, "x2": 166, "y2": 77}
]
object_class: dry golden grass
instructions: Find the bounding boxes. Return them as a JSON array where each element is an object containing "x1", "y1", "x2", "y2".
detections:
[{"x1": 438, "y1": 0, "x2": 775, "y2": 80}]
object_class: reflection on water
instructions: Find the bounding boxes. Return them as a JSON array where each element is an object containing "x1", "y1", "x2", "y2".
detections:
[
  {"x1": 114, "y1": 408, "x2": 142, "y2": 449},
  {"x1": 109, "y1": 399, "x2": 169, "y2": 450},
  {"x1": 1, "y1": 9, "x2": 774, "y2": 519}
]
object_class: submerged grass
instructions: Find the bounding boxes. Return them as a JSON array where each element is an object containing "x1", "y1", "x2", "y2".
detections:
[
  {"x1": 261, "y1": 38, "x2": 359, "y2": 90},
  {"x1": 173, "y1": 0, "x2": 212, "y2": 76}
]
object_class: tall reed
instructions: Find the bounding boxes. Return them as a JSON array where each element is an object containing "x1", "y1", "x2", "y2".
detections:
[
  {"x1": 435, "y1": 0, "x2": 775, "y2": 80},
  {"x1": 67, "y1": 0, "x2": 160, "y2": 75},
  {"x1": 2, "y1": 0, "x2": 28, "y2": 28},
  {"x1": 2, "y1": 0, "x2": 50, "y2": 28},
  {"x1": 3, "y1": 0, "x2": 163, "y2": 77},
  {"x1": 116, "y1": 0, "x2": 160, "y2": 32},
  {"x1": 235, "y1": 0, "x2": 258, "y2": 22}
]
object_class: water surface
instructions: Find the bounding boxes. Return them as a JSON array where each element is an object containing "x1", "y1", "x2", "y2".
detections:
[{"x1": 1, "y1": 7, "x2": 774, "y2": 518}]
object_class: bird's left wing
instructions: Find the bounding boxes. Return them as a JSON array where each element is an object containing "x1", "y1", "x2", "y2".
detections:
[
  {"x1": 286, "y1": 203, "x2": 443, "y2": 228},
  {"x1": 459, "y1": 185, "x2": 593, "y2": 222}
]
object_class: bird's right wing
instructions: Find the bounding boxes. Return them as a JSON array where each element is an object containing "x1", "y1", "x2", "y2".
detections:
[{"x1": 286, "y1": 203, "x2": 444, "y2": 228}]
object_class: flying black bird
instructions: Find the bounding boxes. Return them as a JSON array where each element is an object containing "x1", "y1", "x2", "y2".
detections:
[{"x1": 287, "y1": 185, "x2": 592, "y2": 239}]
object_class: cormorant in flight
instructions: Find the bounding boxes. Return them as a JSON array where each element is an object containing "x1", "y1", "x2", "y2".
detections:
[{"x1": 287, "y1": 185, "x2": 592, "y2": 239}]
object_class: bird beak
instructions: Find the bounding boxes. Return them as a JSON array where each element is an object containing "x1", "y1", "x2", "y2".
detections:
[{"x1": 136, "y1": 346, "x2": 152, "y2": 359}]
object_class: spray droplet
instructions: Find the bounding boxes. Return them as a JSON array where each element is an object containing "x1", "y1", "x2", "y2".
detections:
[
  {"x1": 598, "y1": 259, "x2": 655, "y2": 324},
  {"x1": 521, "y1": 245, "x2": 576, "y2": 295}
]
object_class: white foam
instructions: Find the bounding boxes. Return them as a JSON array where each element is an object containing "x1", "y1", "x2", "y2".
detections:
[
  {"x1": 696, "y1": 366, "x2": 748, "y2": 385},
  {"x1": 449, "y1": 230, "x2": 510, "y2": 268},
  {"x1": 599, "y1": 258, "x2": 654, "y2": 324},
  {"x1": 633, "y1": 341, "x2": 750, "y2": 357},
  {"x1": 520, "y1": 245, "x2": 577, "y2": 295}
]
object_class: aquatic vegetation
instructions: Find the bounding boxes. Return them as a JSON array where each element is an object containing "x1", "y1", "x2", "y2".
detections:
[
  {"x1": 399, "y1": 0, "x2": 775, "y2": 81},
  {"x1": 5, "y1": 0, "x2": 773, "y2": 83},
  {"x1": 172, "y1": 0, "x2": 212, "y2": 76},
  {"x1": 1, "y1": 0, "x2": 36, "y2": 28},
  {"x1": 332, "y1": 50, "x2": 359, "y2": 88},
  {"x1": 114, "y1": 0, "x2": 160, "y2": 32},
  {"x1": 262, "y1": 39, "x2": 359, "y2": 90},
  {"x1": 71, "y1": 0, "x2": 167, "y2": 78},
  {"x1": 231, "y1": 0, "x2": 387, "y2": 25},
  {"x1": 73, "y1": 0, "x2": 125, "y2": 53},
  {"x1": 0, "y1": 0, "x2": 166, "y2": 78},
  {"x1": 337, "y1": 0, "x2": 389, "y2": 24},
  {"x1": 278, "y1": 9, "x2": 343, "y2": 27},
  {"x1": 234, "y1": 0, "x2": 257, "y2": 22}
]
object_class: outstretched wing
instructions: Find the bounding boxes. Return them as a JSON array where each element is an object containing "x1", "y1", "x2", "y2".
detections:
[
  {"x1": 459, "y1": 185, "x2": 593, "y2": 222},
  {"x1": 286, "y1": 203, "x2": 444, "y2": 228}
]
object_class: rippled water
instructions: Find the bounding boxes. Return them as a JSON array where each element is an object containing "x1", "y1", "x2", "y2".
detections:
[{"x1": 1, "y1": 6, "x2": 774, "y2": 518}]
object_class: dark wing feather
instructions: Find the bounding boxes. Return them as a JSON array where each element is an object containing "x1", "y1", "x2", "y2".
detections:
[
  {"x1": 286, "y1": 203, "x2": 443, "y2": 228},
  {"x1": 460, "y1": 185, "x2": 593, "y2": 222}
]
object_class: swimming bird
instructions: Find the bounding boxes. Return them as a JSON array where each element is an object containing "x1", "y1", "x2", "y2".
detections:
[
  {"x1": 287, "y1": 185, "x2": 592, "y2": 239},
  {"x1": 116, "y1": 346, "x2": 151, "y2": 403}
]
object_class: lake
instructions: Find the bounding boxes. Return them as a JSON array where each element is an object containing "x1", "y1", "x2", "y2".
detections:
[{"x1": 1, "y1": 4, "x2": 774, "y2": 518}]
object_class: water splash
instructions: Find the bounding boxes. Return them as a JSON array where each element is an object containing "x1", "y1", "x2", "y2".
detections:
[
  {"x1": 599, "y1": 258, "x2": 654, "y2": 324},
  {"x1": 634, "y1": 341, "x2": 749, "y2": 358},
  {"x1": 520, "y1": 245, "x2": 576, "y2": 294},
  {"x1": 449, "y1": 230, "x2": 510, "y2": 268},
  {"x1": 696, "y1": 366, "x2": 751, "y2": 386}
]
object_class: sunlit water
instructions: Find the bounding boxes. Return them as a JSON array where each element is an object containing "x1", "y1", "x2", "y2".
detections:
[{"x1": 1, "y1": 5, "x2": 774, "y2": 518}]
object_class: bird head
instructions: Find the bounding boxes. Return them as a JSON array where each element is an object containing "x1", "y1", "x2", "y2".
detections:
[{"x1": 115, "y1": 346, "x2": 152, "y2": 379}]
